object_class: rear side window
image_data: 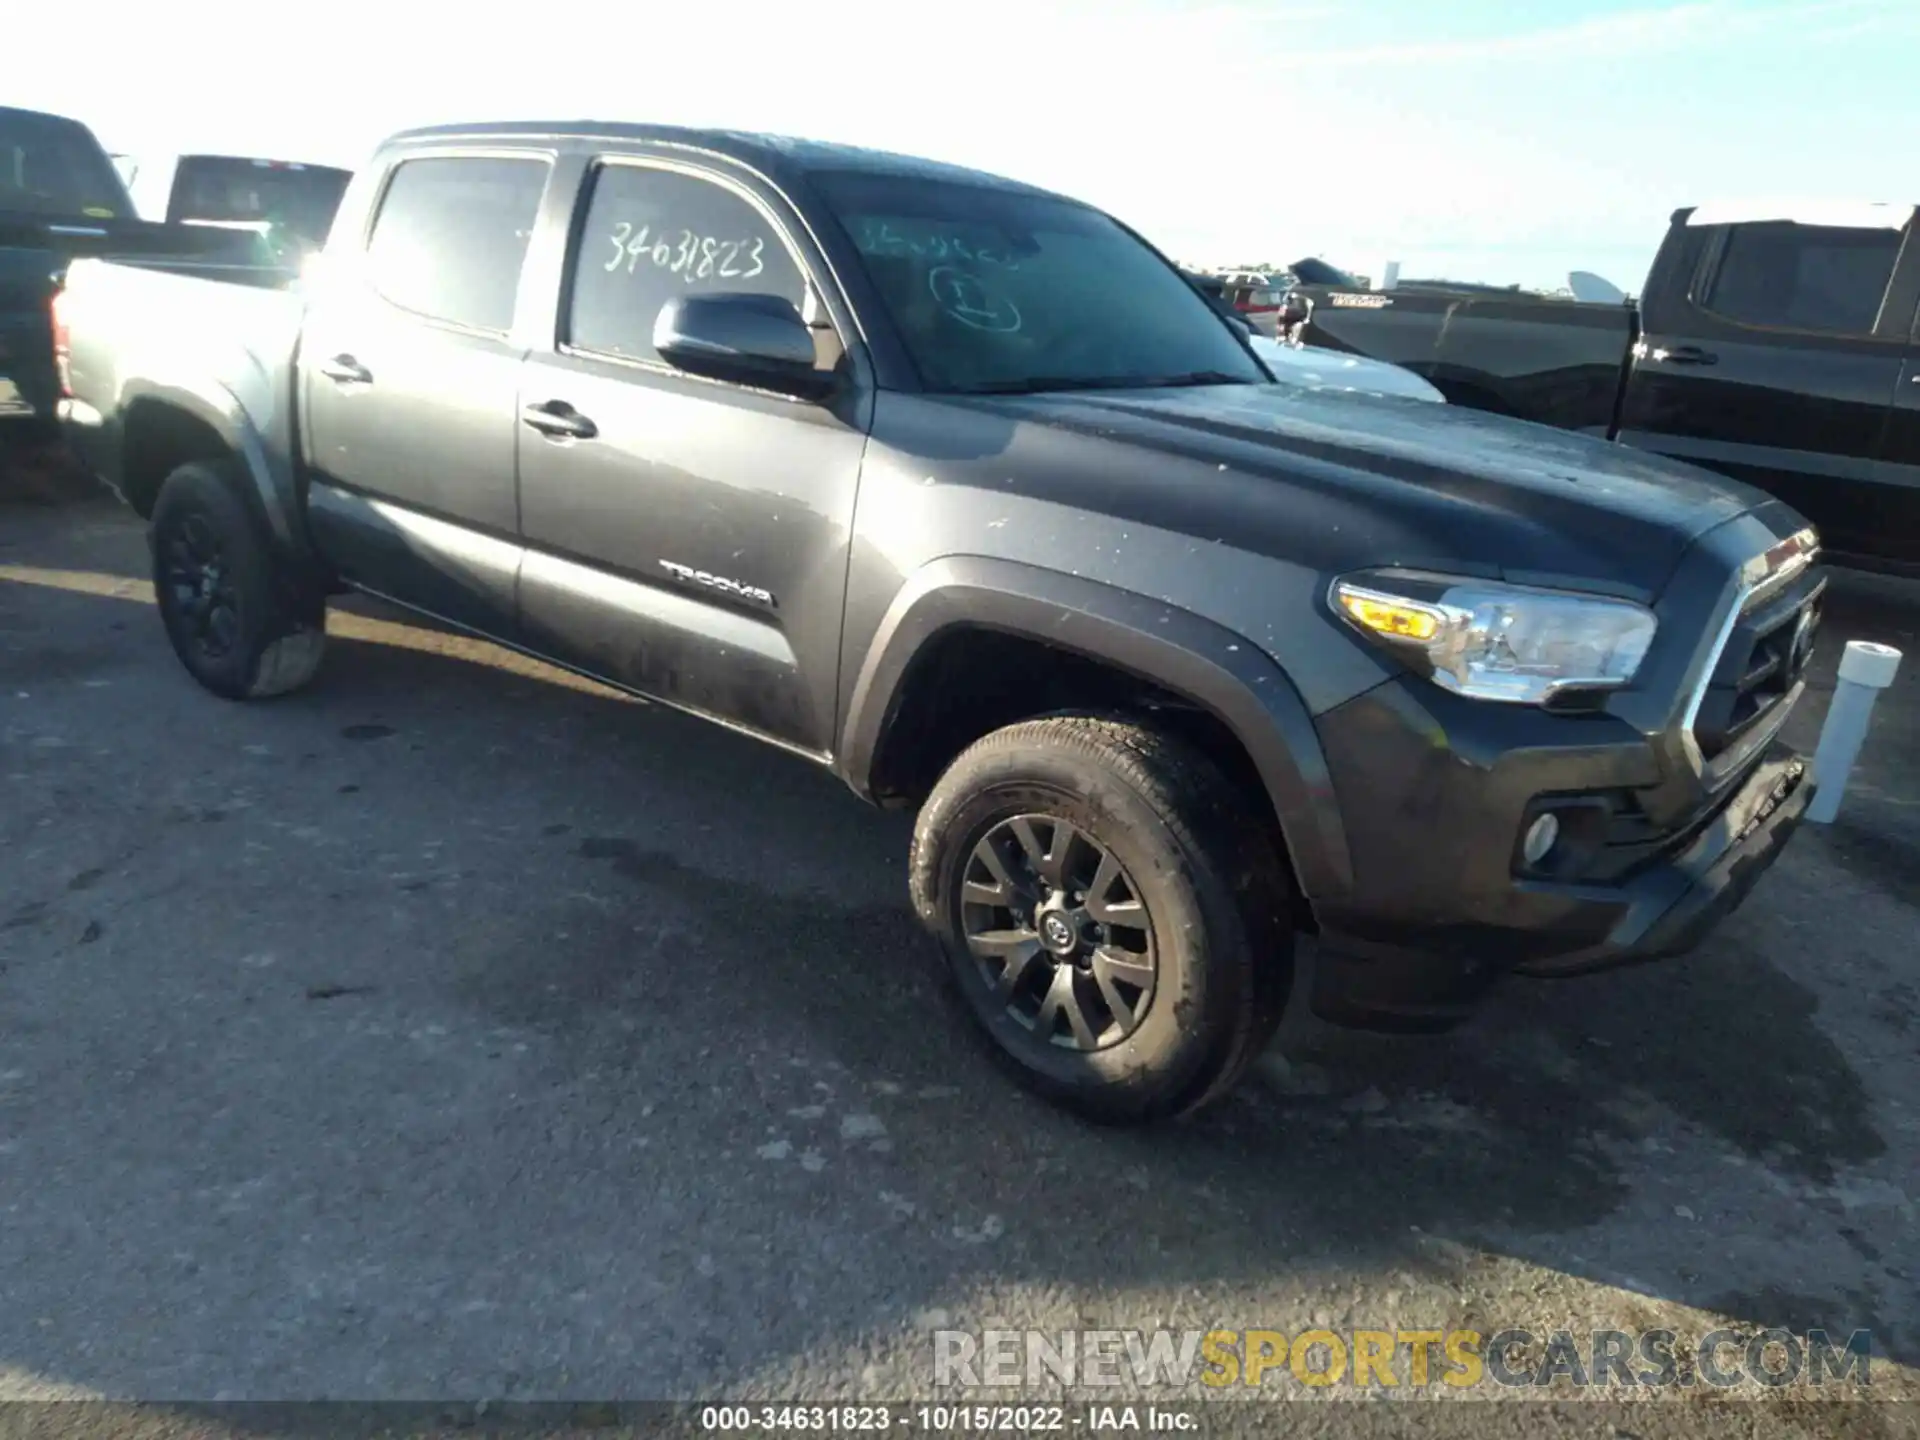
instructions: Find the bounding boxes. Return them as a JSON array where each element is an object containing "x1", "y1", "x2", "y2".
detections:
[
  {"x1": 566, "y1": 163, "x2": 809, "y2": 366},
  {"x1": 365, "y1": 156, "x2": 550, "y2": 333},
  {"x1": 1701, "y1": 222, "x2": 1903, "y2": 336}
]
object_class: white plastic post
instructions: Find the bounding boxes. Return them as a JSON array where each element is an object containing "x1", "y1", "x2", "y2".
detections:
[
  {"x1": 1806, "y1": 640, "x2": 1903, "y2": 824},
  {"x1": 1378, "y1": 261, "x2": 1401, "y2": 292}
]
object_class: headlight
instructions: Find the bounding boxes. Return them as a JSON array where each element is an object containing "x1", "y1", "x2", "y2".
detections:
[{"x1": 1330, "y1": 570, "x2": 1657, "y2": 705}]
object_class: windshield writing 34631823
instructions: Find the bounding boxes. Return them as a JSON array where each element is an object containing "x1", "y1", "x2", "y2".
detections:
[{"x1": 605, "y1": 222, "x2": 765, "y2": 281}]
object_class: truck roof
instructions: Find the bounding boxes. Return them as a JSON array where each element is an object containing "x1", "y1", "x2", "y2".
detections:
[
  {"x1": 1, "y1": 103, "x2": 94, "y2": 126},
  {"x1": 383, "y1": 120, "x2": 1063, "y2": 200},
  {"x1": 1677, "y1": 199, "x2": 1914, "y2": 230}
]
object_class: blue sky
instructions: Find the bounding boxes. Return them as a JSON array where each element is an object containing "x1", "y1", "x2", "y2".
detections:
[{"x1": 14, "y1": 0, "x2": 1916, "y2": 291}]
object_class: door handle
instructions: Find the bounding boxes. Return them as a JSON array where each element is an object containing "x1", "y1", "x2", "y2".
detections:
[
  {"x1": 318, "y1": 354, "x2": 372, "y2": 384},
  {"x1": 1651, "y1": 344, "x2": 1718, "y2": 366},
  {"x1": 521, "y1": 400, "x2": 598, "y2": 440}
]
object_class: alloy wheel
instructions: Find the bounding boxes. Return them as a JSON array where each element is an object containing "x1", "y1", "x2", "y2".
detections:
[{"x1": 959, "y1": 814, "x2": 1158, "y2": 1051}]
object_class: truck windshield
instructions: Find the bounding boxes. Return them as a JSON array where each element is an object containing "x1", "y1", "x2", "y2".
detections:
[
  {"x1": 813, "y1": 170, "x2": 1264, "y2": 395},
  {"x1": 0, "y1": 107, "x2": 131, "y2": 219},
  {"x1": 167, "y1": 157, "x2": 352, "y2": 252}
]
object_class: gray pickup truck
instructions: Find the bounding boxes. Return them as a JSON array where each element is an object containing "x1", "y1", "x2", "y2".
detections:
[{"x1": 56, "y1": 121, "x2": 1824, "y2": 1122}]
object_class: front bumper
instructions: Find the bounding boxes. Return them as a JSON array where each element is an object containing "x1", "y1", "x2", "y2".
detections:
[{"x1": 1306, "y1": 675, "x2": 1814, "y2": 1032}]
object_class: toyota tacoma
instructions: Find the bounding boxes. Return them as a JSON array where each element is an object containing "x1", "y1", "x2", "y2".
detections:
[{"x1": 55, "y1": 121, "x2": 1824, "y2": 1122}]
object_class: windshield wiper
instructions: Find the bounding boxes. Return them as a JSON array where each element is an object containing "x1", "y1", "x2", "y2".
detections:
[
  {"x1": 961, "y1": 370, "x2": 1253, "y2": 396},
  {"x1": 960, "y1": 375, "x2": 1159, "y2": 395},
  {"x1": 1141, "y1": 370, "x2": 1251, "y2": 388}
]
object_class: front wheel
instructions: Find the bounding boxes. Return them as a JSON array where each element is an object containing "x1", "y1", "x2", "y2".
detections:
[
  {"x1": 908, "y1": 713, "x2": 1294, "y2": 1124},
  {"x1": 150, "y1": 460, "x2": 326, "y2": 700}
]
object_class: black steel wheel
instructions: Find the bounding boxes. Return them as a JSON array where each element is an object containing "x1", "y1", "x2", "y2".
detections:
[
  {"x1": 910, "y1": 712, "x2": 1295, "y2": 1124},
  {"x1": 160, "y1": 511, "x2": 243, "y2": 665}
]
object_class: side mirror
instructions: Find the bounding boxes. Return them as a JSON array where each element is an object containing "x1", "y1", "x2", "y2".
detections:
[{"x1": 653, "y1": 292, "x2": 835, "y2": 400}]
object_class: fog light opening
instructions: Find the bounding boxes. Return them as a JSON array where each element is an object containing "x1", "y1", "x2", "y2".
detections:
[{"x1": 1522, "y1": 812, "x2": 1560, "y2": 867}]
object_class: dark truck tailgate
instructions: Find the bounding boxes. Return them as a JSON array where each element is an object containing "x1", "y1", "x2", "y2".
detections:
[{"x1": 0, "y1": 244, "x2": 58, "y2": 423}]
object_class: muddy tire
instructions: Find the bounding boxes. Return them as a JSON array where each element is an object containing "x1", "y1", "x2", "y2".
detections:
[
  {"x1": 909, "y1": 712, "x2": 1294, "y2": 1124},
  {"x1": 149, "y1": 460, "x2": 326, "y2": 700}
]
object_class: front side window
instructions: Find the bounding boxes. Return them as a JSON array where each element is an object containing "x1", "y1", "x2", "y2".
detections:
[
  {"x1": 364, "y1": 156, "x2": 550, "y2": 333},
  {"x1": 567, "y1": 163, "x2": 810, "y2": 366},
  {"x1": 1701, "y1": 222, "x2": 1903, "y2": 337},
  {"x1": 813, "y1": 169, "x2": 1263, "y2": 394}
]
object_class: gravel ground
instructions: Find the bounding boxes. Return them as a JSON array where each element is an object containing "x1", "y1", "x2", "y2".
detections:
[{"x1": 2, "y1": 494, "x2": 1917, "y2": 1438}]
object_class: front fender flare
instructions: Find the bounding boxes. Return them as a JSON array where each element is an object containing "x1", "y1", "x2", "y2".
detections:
[{"x1": 838, "y1": 555, "x2": 1353, "y2": 903}]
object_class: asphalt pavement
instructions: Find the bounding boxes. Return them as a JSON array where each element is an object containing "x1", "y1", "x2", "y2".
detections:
[{"x1": 2, "y1": 493, "x2": 1917, "y2": 1438}]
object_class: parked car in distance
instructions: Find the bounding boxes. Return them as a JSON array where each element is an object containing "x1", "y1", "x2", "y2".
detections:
[
  {"x1": 1, "y1": 106, "x2": 279, "y2": 452},
  {"x1": 1182, "y1": 269, "x2": 1441, "y2": 401},
  {"x1": 1288, "y1": 202, "x2": 1920, "y2": 575},
  {"x1": 1217, "y1": 269, "x2": 1292, "y2": 335},
  {"x1": 57, "y1": 121, "x2": 1823, "y2": 1123},
  {"x1": 1248, "y1": 333, "x2": 1444, "y2": 402}
]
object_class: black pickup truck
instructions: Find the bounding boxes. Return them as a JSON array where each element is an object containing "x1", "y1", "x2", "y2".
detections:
[
  {"x1": 1, "y1": 105, "x2": 272, "y2": 452},
  {"x1": 56, "y1": 121, "x2": 1823, "y2": 1123},
  {"x1": 1287, "y1": 202, "x2": 1920, "y2": 575}
]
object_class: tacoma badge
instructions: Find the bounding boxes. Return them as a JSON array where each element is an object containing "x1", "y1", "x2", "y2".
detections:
[{"x1": 659, "y1": 559, "x2": 776, "y2": 609}]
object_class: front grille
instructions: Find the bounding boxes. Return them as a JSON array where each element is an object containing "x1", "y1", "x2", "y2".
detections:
[
  {"x1": 1693, "y1": 587, "x2": 1820, "y2": 760},
  {"x1": 1683, "y1": 527, "x2": 1822, "y2": 783}
]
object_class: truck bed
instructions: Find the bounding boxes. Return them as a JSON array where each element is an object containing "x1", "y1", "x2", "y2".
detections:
[
  {"x1": 2, "y1": 215, "x2": 289, "y2": 437},
  {"x1": 1290, "y1": 283, "x2": 1639, "y2": 435},
  {"x1": 55, "y1": 256, "x2": 307, "y2": 512}
]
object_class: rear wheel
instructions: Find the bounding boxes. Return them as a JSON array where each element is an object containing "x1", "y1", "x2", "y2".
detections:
[
  {"x1": 150, "y1": 460, "x2": 325, "y2": 700},
  {"x1": 909, "y1": 713, "x2": 1294, "y2": 1124}
]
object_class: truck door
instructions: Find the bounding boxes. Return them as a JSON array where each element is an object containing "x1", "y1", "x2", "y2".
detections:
[
  {"x1": 299, "y1": 152, "x2": 552, "y2": 635},
  {"x1": 1875, "y1": 280, "x2": 1920, "y2": 571},
  {"x1": 513, "y1": 155, "x2": 868, "y2": 756},
  {"x1": 1617, "y1": 214, "x2": 1911, "y2": 567}
]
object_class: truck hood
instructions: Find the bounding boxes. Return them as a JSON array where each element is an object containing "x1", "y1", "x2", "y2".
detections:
[{"x1": 968, "y1": 382, "x2": 1773, "y2": 600}]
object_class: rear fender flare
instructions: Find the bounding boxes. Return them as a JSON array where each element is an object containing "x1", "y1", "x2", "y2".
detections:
[
  {"x1": 117, "y1": 376, "x2": 311, "y2": 564},
  {"x1": 838, "y1": 555, "x2": 1354, "y2": 903}
]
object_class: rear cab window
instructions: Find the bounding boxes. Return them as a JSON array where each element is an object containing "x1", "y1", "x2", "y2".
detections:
[
  {"x1": 564, "y1": 160, "x2": 836, "y2": 373},
  {"x1": 364, "y1": 155, "x2": 551, "y2": 333},
  {"x1": 0, "y1": 106, "x2": 131, "y2": 219},
  {"x1": 1699, "y1": 222, "x2": 1905, "y2": 336},
  {"x1": 168, "y1": 156, "x2": 353, "y2": 251}
]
